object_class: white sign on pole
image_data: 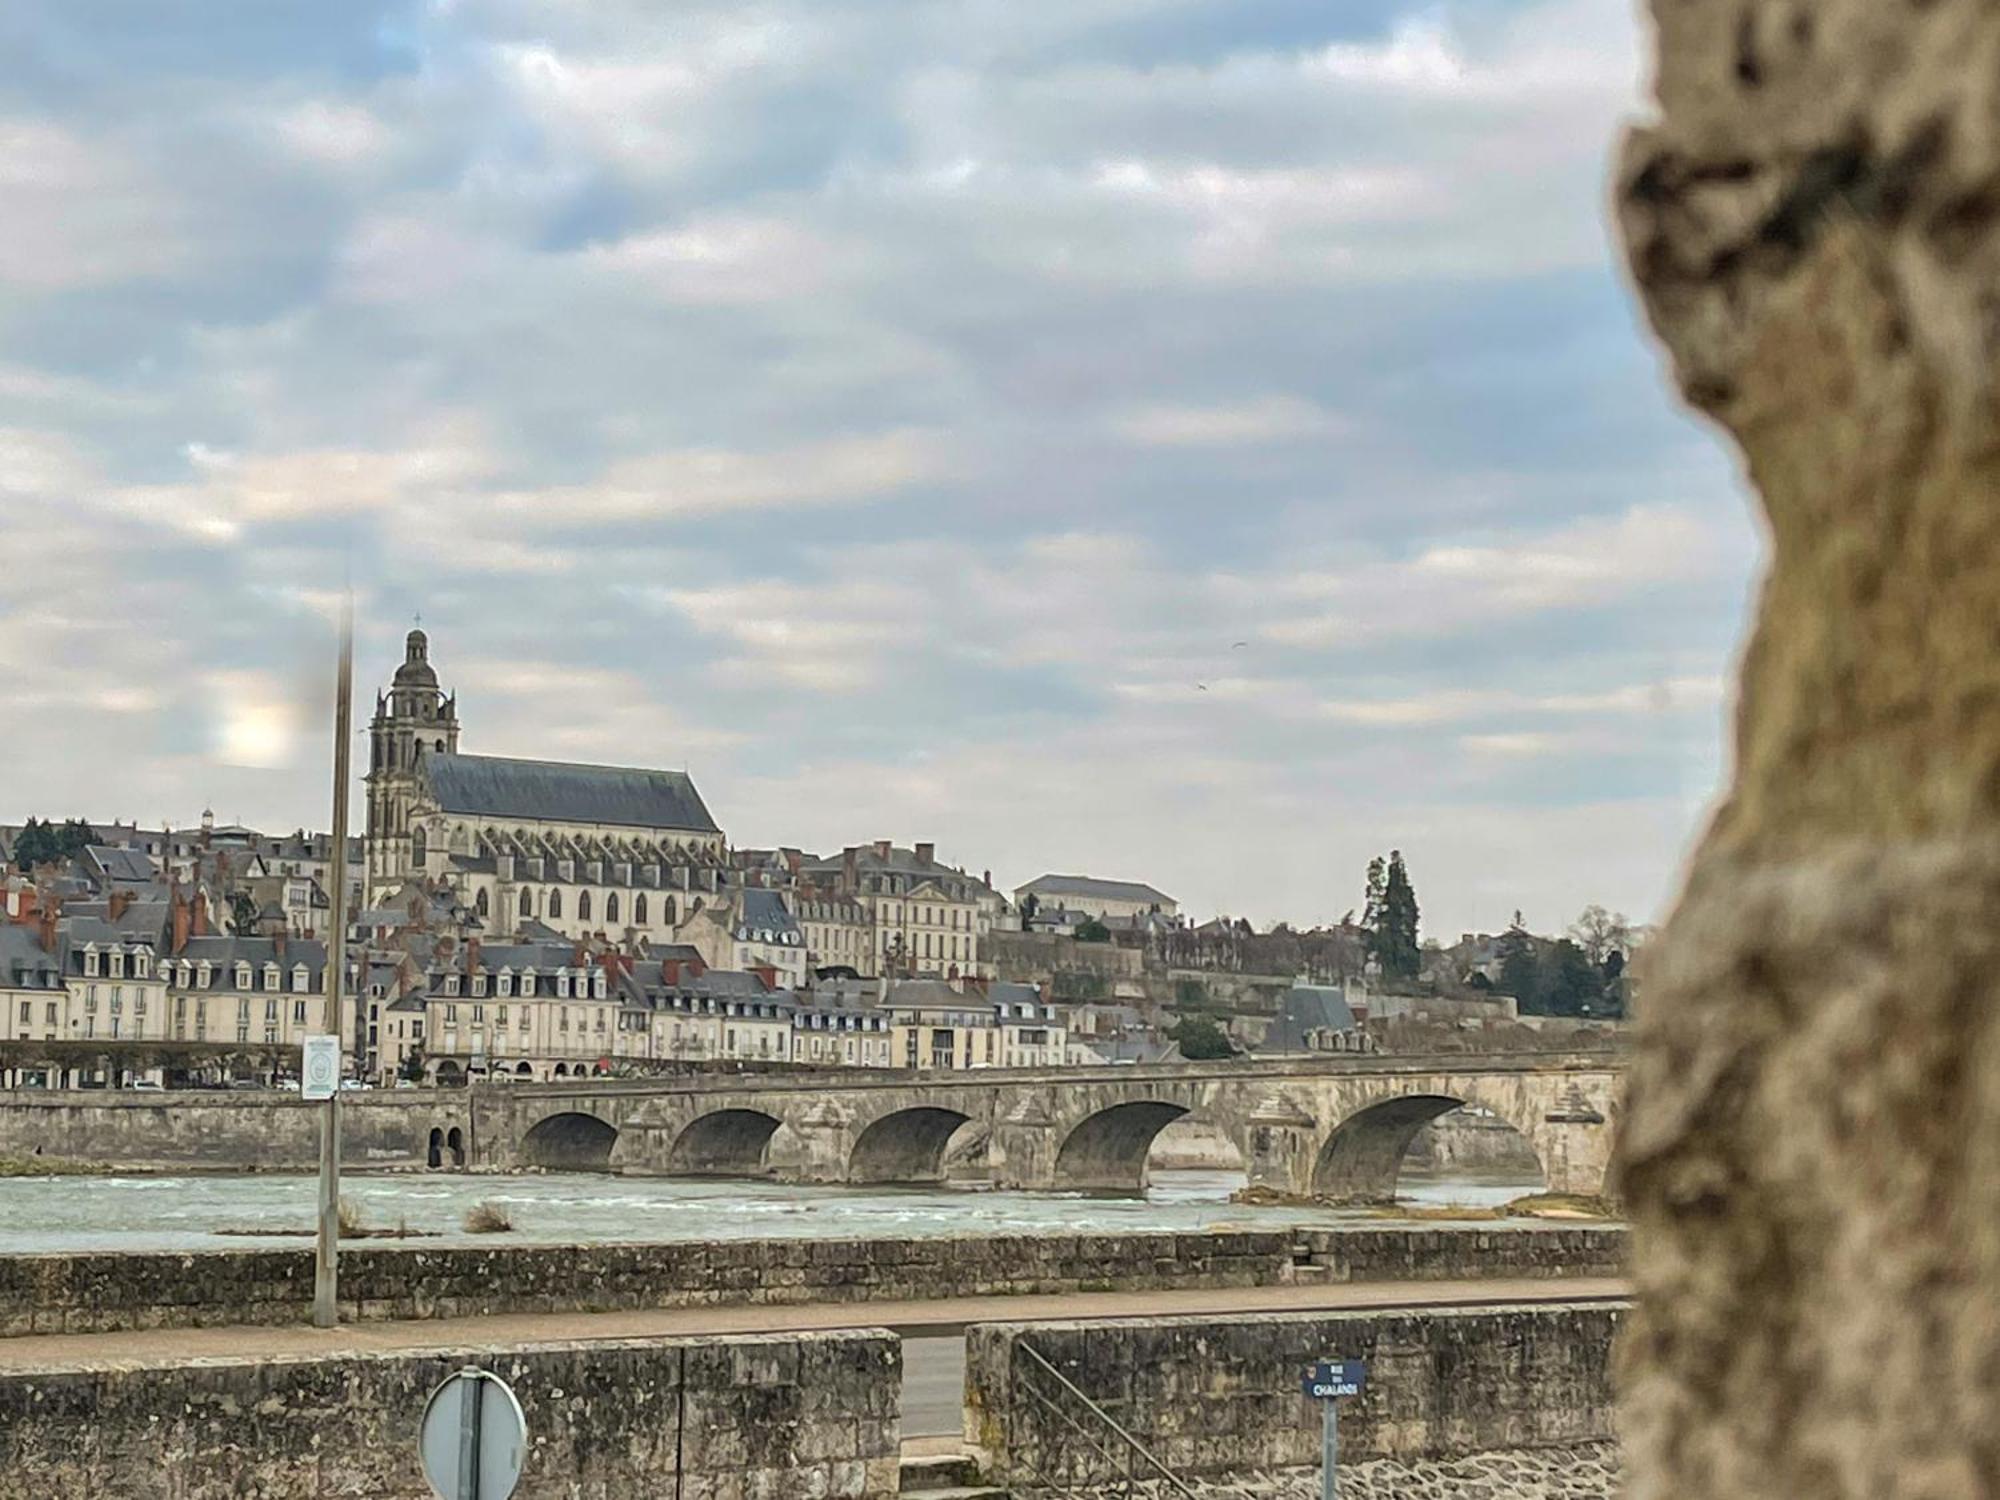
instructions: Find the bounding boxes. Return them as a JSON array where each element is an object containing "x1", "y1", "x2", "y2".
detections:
[
  {"x1": 301, "y1": 1035, "x2": 342, "y2": 1101},
  {"x1": 419, "y1": 1368, "x2": 527, "y2": 1500}
]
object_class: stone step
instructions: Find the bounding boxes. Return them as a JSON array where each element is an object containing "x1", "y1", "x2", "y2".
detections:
[{"x1": 904, "y1": 1448, "x2": 996, "y2": 1496}]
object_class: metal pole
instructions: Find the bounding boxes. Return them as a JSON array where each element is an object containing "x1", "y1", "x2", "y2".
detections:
[
  {"x1": 456, "y1": 1369, "x2": 485, "y2": 1500},
  {"x1": 1321, "y1": 1400, "x2": 1338, "y2": 1500},
  {"x1": 313, "y1": 598, "x2": 354, "y2": 1330}
]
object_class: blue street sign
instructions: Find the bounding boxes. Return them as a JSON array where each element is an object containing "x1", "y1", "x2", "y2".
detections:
[{"x1": 1302, "y1": 1359, "x2": 1367, "y2": 1401}]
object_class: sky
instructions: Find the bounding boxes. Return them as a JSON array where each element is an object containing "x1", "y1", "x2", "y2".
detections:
[{"x1": 0, "y1": 0, "x2": 1760, "y2": 938}]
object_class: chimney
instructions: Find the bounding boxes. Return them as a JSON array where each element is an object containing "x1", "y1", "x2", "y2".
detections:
[
  {"x1": 192, "y1": 888, "x2": 210, "y2": 937},
  {"x1": 843, "y1": 848, "x2": 859, "y2": 891},
  {"x1": 37, "y1": 900, "x2": 57, "y2": 955},
  {"x1": 786, "y1": 849, "x2": 802, "y2": 878},
  {"x1": 172, "y1": 884, "x2": 190, "y2": 956},
  {"x1": 108, "y1": 888, "x2": 132, "y2": 921},
  {"x1": 273, "y1": 925, "x2": 287, "y2": 961},
  {"x1": 749, "y1": 963, "x2": 778, "y2": 991},
  {"x1": 466, "y1": 935, "x2": 481, "y2": 974},
  {"x1": 916, "y1": 843, "x2": 935, "y2": 867}
]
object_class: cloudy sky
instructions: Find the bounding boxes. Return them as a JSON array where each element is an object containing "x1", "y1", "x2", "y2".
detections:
[{"x1": 0, "y1": 0, "x2": 1758, "y2": 937}]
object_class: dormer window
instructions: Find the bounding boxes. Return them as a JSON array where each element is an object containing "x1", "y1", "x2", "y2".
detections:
[
  {"x1": 108, "y1": 950, "x2": 124, "y2": 979},
  {"x1": 555, "y1": 973, "x2": 571, "y2": 999},
  {"x1": 520, "y1": 968, "x2": 537, "y2": 997},
  {"x1": 235, "y1": 962, "x2": 252, "y2": 990},
  {"x1": 445, "y1": 973, "x2": 460, "y2": 996},
  {"x1": 197, "y1": 961, "x2": 212, "y2": 988},
  {"x1": 592, "y1": 972, "x2": 607, "y2": 999},
  {"x1": 263, "y1": 963, "x2": 280, "y2": 991},
  {"x1": 472, "y1": 975, "x2": 487, "y2": 998},
  {"x1": 292, "y1": 964, "x2": 309, "y2": 993},
  {"x1": 496, "y1": 971, "x2": 513, "y2": 998},
  {"x1": 83, "y1": 946, "x2": 100, "y2": 977}
]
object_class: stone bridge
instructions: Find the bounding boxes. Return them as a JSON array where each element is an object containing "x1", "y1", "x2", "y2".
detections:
[{"x1": 471, "y1": 1052, "x2": 1622, "y2": 1199}]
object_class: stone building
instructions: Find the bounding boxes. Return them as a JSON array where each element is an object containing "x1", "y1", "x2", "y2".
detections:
[
  {"x1": 802, "y1": 842, "x2": 991, "y2": 981},
  {"x1": 363, "y1": 629, "x2": 728, "y2": 941},
  {"x1": 1014, "y1": 873, "x2": 1178, "y2": 924}
]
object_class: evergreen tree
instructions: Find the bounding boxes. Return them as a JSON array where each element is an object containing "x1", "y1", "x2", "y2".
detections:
[
  {"x1": 1378, "y1": 850, "x2": 1422, "y2": 979},
  {"x1": 1167, "y1": 1014, "x2": 1236, "y2": 1060},
  {"x1": 1362, "y1": 857, "x2": 1387, "y2": 938},
  {"x1": 1497, "y1": 912, "x2": 1541, "y2": 1009},
  {"x1": 1539, "y1": 939, "x2": 1604, "y2": 1016}
]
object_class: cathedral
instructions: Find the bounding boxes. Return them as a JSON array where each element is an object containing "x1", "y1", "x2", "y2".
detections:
[{"x1": 363, "y1": 629, "x2": 727, "y2": 940}]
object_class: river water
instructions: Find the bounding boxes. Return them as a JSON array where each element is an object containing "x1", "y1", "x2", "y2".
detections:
[{"x1": 0, "y1": 1168, "x2": 1545, "y2": 1255}]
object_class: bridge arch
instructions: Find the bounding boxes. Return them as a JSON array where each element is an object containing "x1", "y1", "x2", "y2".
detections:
[
  {"x1": 667, "y1": 1108, "x2": 784, "y2": 1178},
  {"x1": 848, "y1": 1106, "x2": 975, "y2": 1184},
  {"x1": 521, "y1": 1111, "x2": 618, "y2": 1171},
  {"x1": 1311, "y1": 1093, "x2": 1546, "y2": 1203},
  {"x1": 1054, "y1": 1100, "x2": 1190, "y2": 1193}
]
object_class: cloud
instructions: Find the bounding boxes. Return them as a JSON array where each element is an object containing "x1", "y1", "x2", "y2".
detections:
[
  {"x1": 0, "y1": 121, "x2": 186, "y2": 290},
  {"x1": 1111, "y1": 395, "x2": 1341, "y2": 448},
  {"x1": 0, "y1": 0, "x2": 1754, "y2": 935}
]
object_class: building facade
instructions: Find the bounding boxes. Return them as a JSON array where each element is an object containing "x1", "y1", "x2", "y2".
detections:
[{"x1": 363, "y1": 630, "x2": 728, "y2": 942}]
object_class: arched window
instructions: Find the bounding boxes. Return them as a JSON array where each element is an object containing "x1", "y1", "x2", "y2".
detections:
[
  {"x1": 635, "y1": 894, "x2": 648, "y2": 925},
  {"x1": 665, "y1": 896, "x2": 677, "y2": 925},
  {"x1": 606, "y1": 892, "x2": 620, "y2": 924},
  {"x1": 519, "y1": 889, "x2": 533, "y2": 919},
  {"x1": 548, "y1": 890, "x2": 562, "y2": 919},
  {"x1": 412, "y1": 825, "x2": 427, "y2": 865},
  {"x1": 475, "y1": 888, "x2": 490, "y2": 919},
  {"x1": 579, "y1": 891, "x2": 592, "y2": 922}
]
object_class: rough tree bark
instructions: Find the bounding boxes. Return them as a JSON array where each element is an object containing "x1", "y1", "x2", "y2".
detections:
[{"x1": 1618, "y1": 4, "x2": 2000, "y2": 1497}]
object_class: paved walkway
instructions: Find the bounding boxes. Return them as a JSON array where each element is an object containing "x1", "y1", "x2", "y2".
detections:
[{"x1": 0, "y1": 1277, "x2": 1628, "y2": 1372}]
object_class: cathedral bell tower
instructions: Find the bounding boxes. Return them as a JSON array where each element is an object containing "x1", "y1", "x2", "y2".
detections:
[{"x1": 364, "y1": 628, "x2": 461, "y2": 896}]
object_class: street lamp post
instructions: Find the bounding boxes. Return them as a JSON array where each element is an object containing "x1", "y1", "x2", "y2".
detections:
[{"x1": 313, "y1": 600, "x2": 354, "y2": 1330}]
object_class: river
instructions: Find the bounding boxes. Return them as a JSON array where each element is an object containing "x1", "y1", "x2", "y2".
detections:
[{"x1": 0, "y1": 1168, "x2": 1547, "y2": 1254}]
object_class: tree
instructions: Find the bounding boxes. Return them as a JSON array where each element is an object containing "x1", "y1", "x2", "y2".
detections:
[
  {"x1": 227, "y1": 890, "x2": 259, "y2": 934},
  {"x1": 1362, "y1": 858, "x2": 1387, "y2": 939},
  {"x1": 1366, "y1": 850, "x2": 1421, "y2": 980},
  {"x1": 1538, "y1": 938, "x2": 1605, "y2": 1017},
  {"x1": 1075, "y1": 917, "x2": 1111, "y2": 943},
  {"x1": 1568, "y1": 905, "x2": 1634, "y2": 967},
  {"x1": 12, "y1": 816, "x2": 93, "y2": 872},
  {"x1": 1020, "y1": 893, "x2": 1040, "y2": 923},
  {"x1": 1497, "y1": 912, "x2": 1542, "y2": 1009},
  {"x1": 1168, "y1": 1013, "x2": 1236, "y2": 1060}
]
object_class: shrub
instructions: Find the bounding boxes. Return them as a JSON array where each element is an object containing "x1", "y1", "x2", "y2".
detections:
[{"x1": 463, "y1": 1200, "x2": 514, "y2": 1234}]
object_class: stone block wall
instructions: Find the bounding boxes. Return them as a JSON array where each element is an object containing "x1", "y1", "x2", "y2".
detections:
[
  {"x1": 0, "y1": 1330, "x2": 901, "y2": 1499},
  {"x1": 0, "y1": 1225, "x2": 1626, "y2": 1336},
  {"x1": 966, "y1": 1302, "x2": 1622, "y2": 1484}
]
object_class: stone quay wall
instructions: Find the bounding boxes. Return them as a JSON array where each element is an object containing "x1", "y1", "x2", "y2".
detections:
[
  {"x1": 0, "y1": 1330, "x2": 901, "y2": 1499},
  {"x1": 966, "y1": 1301, "x2": 1622, "y2": 1486},
  {"x1": 0, "y1": 1225, "x2": 1626, "y2": 1336}
]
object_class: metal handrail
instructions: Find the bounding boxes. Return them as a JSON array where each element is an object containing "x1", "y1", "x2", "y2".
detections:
[{"x1": 1013, "y1": 1341, "x2": 1199, "y2": 1498}]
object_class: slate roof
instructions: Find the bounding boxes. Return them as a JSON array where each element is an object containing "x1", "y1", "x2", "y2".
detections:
[
  {"x1": 1017, "y1": 873, "x2": 1175, "y2": 907},
  {"x1": 735, "y1": 889, "x2": 803, "y2": 945},
  {"x1": 0, "y1": 926, "x2": 62, "y2": 989},
  {"x1": 1255, "y1": 984, "x2": 1360, "y2": 1053},
  {"x1": 422, "y1": 753, "x2": 719, "y2": 834}
]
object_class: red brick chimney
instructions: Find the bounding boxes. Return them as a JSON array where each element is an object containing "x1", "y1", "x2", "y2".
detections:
[
  {"x1": 843, "y1": 848, "x2": 859, "y2": 891},
  {"x1": 749, "y1": 963, "x2": 778, "y2": 991},
  {"x1": 172, "y1": 884, "x2": 191, "y2": 956},
  {"x1": 785, "y1": 849, "x2": 802, "y2": 878},
  {"x1": 192, "y1": 888, "x2": 210, "y2": 937},
  {"x1": 108, "y1": 888, "x2": 133, "y2": 921},
  {"x1": 873, "y1": 840, "x2": 891, "y2": 861},
  {"x1": 37, "y1": 901, "x2": 57, "y2": 954},
  {"x1": 916, "y1": 843, "x2": 935, "y2": 867}
]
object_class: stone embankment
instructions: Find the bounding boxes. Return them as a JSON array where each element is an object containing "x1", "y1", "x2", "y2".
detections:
[
  {"x1": 0, "y1": 1330, "x2": 902, "y2": 1499},
  {"x1": 1161, "y1": 1445, "x2": 1619, "y2": 1499},
  {"x1": 0, "y1": 1224, "x2": 1626, "y2": 1336},
  {"x1": 968, "y1": 1303, "x2": 1621, "y2": 1489}
]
